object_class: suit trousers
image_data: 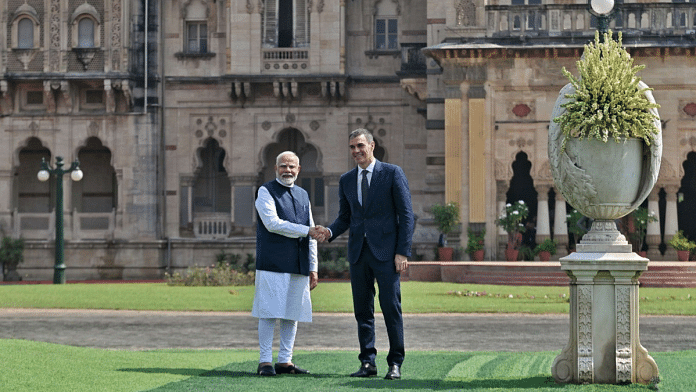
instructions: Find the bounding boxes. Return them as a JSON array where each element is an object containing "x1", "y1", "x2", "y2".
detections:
[{"x1": 349, "y1": 242, "x2": 404, "y2": 367}]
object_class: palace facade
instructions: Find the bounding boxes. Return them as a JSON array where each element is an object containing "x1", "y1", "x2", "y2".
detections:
[{"x1": 1, "y1": 0, "x2": 695, "y2": 280}]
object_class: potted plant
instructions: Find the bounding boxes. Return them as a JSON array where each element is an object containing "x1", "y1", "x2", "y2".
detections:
[
  {"x1": 0, "y1": 237, "x2": 24, "y2": 282},
  {"x1": 668, "y1": 230, "x2": 695, "y2": 262},
  {"x1": 549, "y1": 30, "x2": 661, "y2": 227},
  {"x1": 629, "y1": 207, "x2": 658, "y2": 256},
  {"x1": 432, "y1": 202, "x2": 460, "y2": 261},
  {"x1": 534, "y1": 238, "x2": 558, "y2": 262},
  {"x1": 495, "y1": 200, "x2": 529, "y2": 261},
  {"x1": 465, "y1": 228, "x2": 485, "y2": 261}
]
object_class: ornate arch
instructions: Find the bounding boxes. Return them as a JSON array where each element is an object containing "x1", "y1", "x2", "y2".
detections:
[
  {"x1": 372, "y1": 0, "x2": 401, "y2": 16},
  {"x1": 260, "y1": 127, "x2": 323, "y2": 173},
  {"x1": 193, "y1": 137, "x2": 231, "y2": 176}
]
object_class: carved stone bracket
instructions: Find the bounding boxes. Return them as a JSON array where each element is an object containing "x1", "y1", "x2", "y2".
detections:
[
  {"x1": 104, "y1": 79, "x2": 115, "y2": 113},
  {"x1": 43, "y1": 81, "x2": 57, "y2": 113},
  {"x1": 231, "y1": 81, "x2": 252, "y2": 102},
  {"x1": 0, "y1": 80, "x2": 11, "y2": 114},
  {"x1": 400, "y1": 78, "x2": 426, "y2": 101},
  {"x1": 60, "y1": 81, "x2": 72, "y2": 112}
]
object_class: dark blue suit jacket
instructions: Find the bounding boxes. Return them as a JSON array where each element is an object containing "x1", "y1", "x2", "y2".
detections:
[{"x1": 328, "y1": 160, "x2": 414, "y2": 264}]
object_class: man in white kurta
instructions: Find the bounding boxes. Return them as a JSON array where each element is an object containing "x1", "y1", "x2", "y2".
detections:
[{"x1": 252, "y1": 151, "x2": 322, "y2": 376}]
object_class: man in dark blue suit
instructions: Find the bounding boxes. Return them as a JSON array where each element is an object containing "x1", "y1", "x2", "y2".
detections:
[{"x1": 322, "y1": 128, "x2": 414, "y2": 380}]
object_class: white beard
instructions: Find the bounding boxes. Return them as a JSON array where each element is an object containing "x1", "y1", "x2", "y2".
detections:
[{"x1": 279, "y1": 174, "x2": 296, "y2": 186}]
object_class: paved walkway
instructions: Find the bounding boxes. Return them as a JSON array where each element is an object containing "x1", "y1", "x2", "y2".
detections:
[{"x1": 1, "y1": 308, "x2": 694, "y2": 353}]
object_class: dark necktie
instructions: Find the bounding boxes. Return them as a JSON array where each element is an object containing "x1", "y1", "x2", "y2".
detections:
[{"x1": 361, "y1": 170, "x2": 369, "y2": 209}]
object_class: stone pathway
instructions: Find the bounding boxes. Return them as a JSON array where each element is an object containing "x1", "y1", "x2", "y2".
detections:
[{"x1": 1, "y1": 308, "x2": 694, "y2": 353}]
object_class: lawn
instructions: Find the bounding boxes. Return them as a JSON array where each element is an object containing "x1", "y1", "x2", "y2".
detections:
[
  {"x1": 1, "y1": 340, "x2": 693, "y2": 392},
  {"x1": 0, "y1": 282, "x2": 694, "y2": 315}
]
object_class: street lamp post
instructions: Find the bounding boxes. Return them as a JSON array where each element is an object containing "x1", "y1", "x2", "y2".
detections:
[
  {"x1": 38, "y1": 157, "x2": 83, "y2": 284},
  {"x1": 589, "y1": 0, "x2": 615, "y2": 41}
]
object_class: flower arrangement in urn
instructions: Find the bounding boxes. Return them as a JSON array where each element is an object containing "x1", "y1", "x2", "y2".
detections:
[
  {"x1": 495, "y1": 200, "x2": 528, "y2": 261},
  {"x1": 549, "y1": 30, "x2": 661, "y2": 238},
  {"x1": 553, "y1": 30, "x2": 660, "y2": 151}
]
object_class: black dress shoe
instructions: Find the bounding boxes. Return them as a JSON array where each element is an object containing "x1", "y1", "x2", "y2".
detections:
[
  {"x1": 384, "y1": 364, "x2": 401, "y2": 380},
  {"x1": 257, "y1": 364, "x2": 276, "y2": 376},
  {"x1": 350, "y1": 363, "x2": 377, "y2": 377},
  {"x1": 274, "y1": 363, "x2": 310, "y2": 374}
]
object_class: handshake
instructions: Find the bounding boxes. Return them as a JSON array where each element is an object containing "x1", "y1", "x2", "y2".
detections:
[{"x1": 308, "y1": 226, "x2": 331, "y2": 243}]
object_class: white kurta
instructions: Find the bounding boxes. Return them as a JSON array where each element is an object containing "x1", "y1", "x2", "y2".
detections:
[{"x1": 251, "y1": 181, "x2": 318, "y2": 323}]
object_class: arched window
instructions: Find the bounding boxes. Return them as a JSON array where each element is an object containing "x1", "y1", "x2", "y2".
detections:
[
  {"x1": 70, "y1": 4, "x2": 101, "y2": 49},
  {"x1": 78, "y1": 18, "x2": 95, "y2": 48},
  {"x1": 183, "y1": 0, "x2": 209, "y2": 53},
  {"x1": 373, "y1": 0, "x2": 399, "y2": 50},
  {"x1": 18, "y1": 18, "x2": 34, "y2": 49}
]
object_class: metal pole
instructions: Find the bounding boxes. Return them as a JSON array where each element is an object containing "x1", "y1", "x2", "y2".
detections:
[
  {"x1": 53, "y1": 157, "x2": 66, "y2": 284},
  {"x1": 597, "y1": 15, "x2": 609, "y2": 42}
]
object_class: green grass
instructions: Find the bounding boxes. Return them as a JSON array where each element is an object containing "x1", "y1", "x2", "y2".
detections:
[
  {"x1": 1, "y1": 282, "x2": 695, "y2": 315},
  {"x1": 1, "y1": 340, "x2": 693, "y2": 391}
]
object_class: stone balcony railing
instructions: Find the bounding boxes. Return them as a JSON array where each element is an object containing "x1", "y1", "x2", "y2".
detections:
[
  {"x1": 261, "y1": 48, "x2": 309, "y2": 73},
  {"x1": 482, "y1": 3, "x2": 696, "y2": 38},
  {"x1": 193, "y1": 212, "x2": 231, "y2": 239},
  {"x1": 13, "y1": 210, "x2": 54, "y2": 240},
  {"x1": 73, "y1": 210, "x2": 116, "y2": 240},
  {"x1": 12, "y1": 209, "x2": 116, "y2": 240}
]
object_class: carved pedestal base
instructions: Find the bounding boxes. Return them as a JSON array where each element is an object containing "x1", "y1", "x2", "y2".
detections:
[{"x1": 552, "y1": 222, "x2": 659, "y2": 385}]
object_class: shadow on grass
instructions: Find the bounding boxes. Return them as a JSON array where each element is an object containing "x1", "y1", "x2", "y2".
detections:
[{"x1": 340, "y1": 376, "x2": 562, "y2": 390}]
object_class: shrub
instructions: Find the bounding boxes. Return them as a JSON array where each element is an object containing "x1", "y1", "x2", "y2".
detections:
[
  {"x1": 668, "y1": 231, "x2": 695, "y2": 252},
  {"x1": 495, "y1": 200, "x2": 529, "y2": 249},
  {"x1": 465, "y1": 228, "x2": 485, "y2": 254},
  {"x1": 166, "y1": 253, "x2": 255, "y2": 287},
  {"x1": 534, "y1": 238, "x2": 558, "y2": 256},
  {"x1": 431, "y1": 202, "x2": 461, "y2": 236}
]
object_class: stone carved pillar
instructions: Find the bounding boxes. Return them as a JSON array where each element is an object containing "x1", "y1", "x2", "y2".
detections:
[
  {"x1": 663, "y1": 185, "x2": 680, "y2": 260},
  {"x1": 535, "y1": 184, "x2": 551, "y2": 243},
  {"x1": 646, "y1": 187, "x2": 662, "y2": 260},
  {"x1": 552, "y1": 221, "x2": 659, "y2": 385},
  {"x1": 554, "y1": 190, "x2": 569, "y2": 258},
  {"x1": 496, "y1": 180, "x2": 508, "y2": 259}
]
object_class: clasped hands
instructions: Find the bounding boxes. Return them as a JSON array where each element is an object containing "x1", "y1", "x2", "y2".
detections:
[{"x1": 308, "y1": 226, "x2": 331, "y2": 242}]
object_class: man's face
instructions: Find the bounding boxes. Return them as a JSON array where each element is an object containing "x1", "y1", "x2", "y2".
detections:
[
  {"x1": 349, "y1": 134, "x2": 375, "y2": 169},
  {"x1": 275, "y1": 154, "x2": 301, "y2": 186}
]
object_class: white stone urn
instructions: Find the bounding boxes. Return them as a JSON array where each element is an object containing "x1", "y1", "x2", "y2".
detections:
[
  {"x1": 549, "y1": 80, "x2": 662, "y2": 385},
  {"x1": 549, "y1": 80, "x2": 662, "y2": 241}
]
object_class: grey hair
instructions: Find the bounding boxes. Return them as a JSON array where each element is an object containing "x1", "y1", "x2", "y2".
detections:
[
  {"x1": 349, "y1": 128, "x2": 373, "y2": 143},
  {"x1": 276, "y1": 151, "x2": 300, "y2": 165}
]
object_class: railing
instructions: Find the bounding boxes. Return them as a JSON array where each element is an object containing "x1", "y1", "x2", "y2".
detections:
[
  {"x1": 193, "y1": 212, "x2": 232, "y2": 239},
  {"x1": 73, "y1": 209, "x2": 116, "y2": 240},
  {"x1": 13, "y1": 210, "x2": 54, "y2": 240},
  {"x1": 261, "y1": 48, "x2": 310, "y2": 73},
  {"x1": 13, "y1": 209, "x2": 116, "y2": 240}
]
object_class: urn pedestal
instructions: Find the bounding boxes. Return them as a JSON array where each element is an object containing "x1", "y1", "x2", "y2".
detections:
[{"x1": 551, "y1": 222, "x2": 659, "y2": 385}]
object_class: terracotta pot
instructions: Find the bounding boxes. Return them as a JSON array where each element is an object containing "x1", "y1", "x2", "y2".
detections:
[
  {"x1": 637, "y1": 251, "x2": 647, "y2": 258},
  {"x1": 505, "y1": 248, "x2": 519, "y2": 262},
  {"x1": 538, "y1": 251, "x2": 551, "y2": 262},
  {"x1": 677, "y1": 250, "x2": 690, "y2": 262},
  {"x1": 472, "y1": 249, "x2": 484, "y2": 261},
  {"x1": 438, "y1": 247, "x2": 454, "y2": 261}
]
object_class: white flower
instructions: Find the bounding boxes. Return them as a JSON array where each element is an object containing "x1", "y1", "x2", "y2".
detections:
[
  {"x1": 512, "y1": 211, "x2": 519, "y2": 215},
  {"x1": 506, "y1": 203, "x2": 512, "y2": 207},
  {"x1": 519, "y1": 200, "x2": 525, "y2": 204}
]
